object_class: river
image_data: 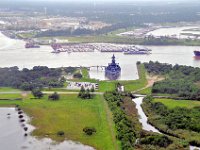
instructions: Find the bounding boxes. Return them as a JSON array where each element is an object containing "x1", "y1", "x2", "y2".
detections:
[
  {"x1": 132, "y1": 97, "x2": 200, "y2": 150},
  {"x1": 0, "y1": 107, "x2": 94, "y2": 150},
  {"x1": 1, "y1": 33, "x2": 200, "y2": 80}
]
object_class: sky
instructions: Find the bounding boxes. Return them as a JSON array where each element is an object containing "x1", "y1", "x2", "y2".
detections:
[{"x1": 3, "y1": 0, "x2": 193, "y2": 1}]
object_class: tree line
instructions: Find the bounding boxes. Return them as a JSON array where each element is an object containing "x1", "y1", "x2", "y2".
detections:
[
  {"x1": 144, "y1": 61, "x2": 200, "y2": 100},
  {"x1": 0, "y1": 66, "x2": 77, "y2": 91}
]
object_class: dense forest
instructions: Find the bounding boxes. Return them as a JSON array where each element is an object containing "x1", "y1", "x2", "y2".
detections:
[
  {"x1": 144, "y1": 61, "x2": 200, "y2": 100},
  {"x1": 142, "y1": 96, "x2": 200, "y2": 146},
  {"x1": 0, "y1": 66, "x2": 76, "y2": 90}
]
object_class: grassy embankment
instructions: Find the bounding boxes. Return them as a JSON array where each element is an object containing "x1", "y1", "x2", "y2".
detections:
[
  {"x1": 37, "y1": 31, "x2": 200, "y2": 46},
  {"x1": 153, "y1": 98, "x2": 200, "y2": 109},
  {"x1": 0, "y1": 94, "x2": 119, "y2": 150}
]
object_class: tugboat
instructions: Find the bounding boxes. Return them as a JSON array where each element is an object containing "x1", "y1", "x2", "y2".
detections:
[
  {"x1": 25, "y1": 40, "x2": 40, "y2": 48},
  {"x1": 105, "y1": 55, "x2": 121, "y2": 80}
]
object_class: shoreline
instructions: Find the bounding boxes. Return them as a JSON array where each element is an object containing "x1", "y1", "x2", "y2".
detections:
[{"x1": 0, "y1": 106, "x2": 95, "y2": 150}]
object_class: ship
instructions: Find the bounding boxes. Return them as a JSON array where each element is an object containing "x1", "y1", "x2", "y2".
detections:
[
  {"x1": 124, "y1": 50, "x2": 150, "y2": 55},
  {"x1": 25, "y1": 41, "x2": 40, "y2": 48},
  {"x1": 135, "y1": 45, "x2": 151, "y2": 52},
  {"x1": 194, "y1": 50, "x2": 200, "y2": 57},
  {"x1": 123, "y1": 46, "x2": 151, "y2": 55},
  {"x1": 105, "y1": 55, "x2": 121, "y2": 80}
]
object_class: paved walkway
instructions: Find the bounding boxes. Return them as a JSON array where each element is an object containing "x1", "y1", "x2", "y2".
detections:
[{"x1": 0, "y1": 91, "x2": 103, "y2": 95}]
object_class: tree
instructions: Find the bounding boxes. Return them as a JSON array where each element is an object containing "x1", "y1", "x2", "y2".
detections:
[
  {"x1": 48, "y1": 92, "x2": 60, "y2": 101},
  {"x1": 73, "y1": 73, "x2": 82, "y2": 79},
  {"x1": 60, "y1": 76, "x2": 66, "y2": 83},
  {"x1": 91, "y1": 85, "x2": 95, "y2": 92},
  {"x1": 32, "y1": 89, "x2": 43, "y2": 99}
]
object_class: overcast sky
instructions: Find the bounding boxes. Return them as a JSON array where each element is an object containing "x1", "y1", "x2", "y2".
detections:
[{"x1": 4, "y1": 0, "x2": 193, "y2": 1}]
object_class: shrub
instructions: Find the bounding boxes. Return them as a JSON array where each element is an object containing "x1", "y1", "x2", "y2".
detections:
[
  {"x1": 57, "y1": 131, "x2": 65, "y2": 136},
  {"x1": 32, "y1": 89, "x2": 44, "y2": 99},
  {"x1": 83, "y1": 127, "x2": 96, "y2": 135},
  {"x1": 48, "y1": 92, "x2": 60, "y2": 101},
  {"x1": 73, "y1": 73, "x2": 82, "y2": 79}
]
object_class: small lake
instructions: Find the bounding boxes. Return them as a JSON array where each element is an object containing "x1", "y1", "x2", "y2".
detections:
[{"x1": 0, "y1": 107, "x2": 94, "y2": 150}]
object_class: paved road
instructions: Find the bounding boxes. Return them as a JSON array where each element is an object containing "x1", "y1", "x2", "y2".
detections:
[{"x1": 0, "y1": 91, "x2": 104, "y2": 95}]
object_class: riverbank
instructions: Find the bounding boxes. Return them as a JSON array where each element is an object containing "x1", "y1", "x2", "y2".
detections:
[{"x1": 141, "y1": 96, "x2": 200, "y2": 148}]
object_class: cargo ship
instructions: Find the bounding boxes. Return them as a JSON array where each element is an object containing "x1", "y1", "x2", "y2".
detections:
[
  {"x1": 194, "y1": 51, "x2": 200, "y2": 57},
  {"x1": 25, "y1": 42, "x2": 40, "y2": 48}
]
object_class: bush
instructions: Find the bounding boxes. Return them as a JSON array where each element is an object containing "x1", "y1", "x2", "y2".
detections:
[
  {"x1": 73, "y1": 73, "x2": 82, "y2": 79},
  {"x1": 48, "y1": 92, "x2": 60, "y2": 101},
  {"x1": 57, "y1": 131, "x2": 65, "y2": 136},
  {"x1": 32, "y1": 89, "x2": 43, "y2": 99},
  {"x1": 83, "y1": 127, "x2": 96, "y2": 135},
  {"x1": 78, "y1": 88, "x2": 93, "y2": 99}
]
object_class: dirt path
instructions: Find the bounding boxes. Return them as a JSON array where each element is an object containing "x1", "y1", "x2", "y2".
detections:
[{"x1": 132, "y1": 74, "x2": 165, "y2": 93}]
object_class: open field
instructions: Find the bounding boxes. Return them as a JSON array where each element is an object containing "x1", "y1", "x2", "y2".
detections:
[
  {"x1": 0, "y1": 94, "x2": 119, "y2": 150},
  {"x1": 38, "y1": 32, "x2": 200, "y2": 46},
  {"x1": 0, "y1": 87, "x2": 21, "y2": 92},
  {"x1": 0, "y1": 93, "x2": 23, "y2": 99},
  {"x1": 153, "y1": 98, "x2": 200, "y2": 109}
]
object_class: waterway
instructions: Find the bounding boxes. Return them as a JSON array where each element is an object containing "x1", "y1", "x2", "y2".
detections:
[
  {"x1": 0, "y1": 107, "x2": 94, "y2": 150},
  {"x1": 1, "y1": 33, "x2": 200, "y2": 81},
  {"x1": 146, "y1": 26, "x2": 200, "y2": 39},
  {"x1": 132, "y1": 97, "x2": 160, "y2": 133},
  {"x1": 132, "y1": 97, "x2": 200, "y2": 150}
]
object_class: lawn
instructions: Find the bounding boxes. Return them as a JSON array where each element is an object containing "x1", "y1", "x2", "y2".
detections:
[
  {"x1": 0, "y1": 94, "x2": 119, "y2": 150},
  {"x1": 0, "y1": 93, "x2": 23, "y2": 99},
  {"x1": 153, "y1": 98, "x2": 200, "y2": 109},
  {"x1": 137, "y1": 87, "x2": 152, "y2": 95},
  {"x1": 0, "y1": 87, "x2": 20, "y2": 92}
]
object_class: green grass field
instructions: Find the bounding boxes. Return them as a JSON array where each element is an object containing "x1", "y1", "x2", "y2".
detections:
[
  {"x1": 137, "y1": 87, "x2": 152, "y2": 95},
  {"x1": 0, "y1": 94, "x2": 119, "y2": 150},
  {"x1": 0, "y1": 87, "x2": 20, "y2": 92},
  {"x1": 0, "y1": 94, "x2": 23, "y2": 99},
  {"x1": 153, "y1": 98, "x2": 200, "y2": 109}
]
